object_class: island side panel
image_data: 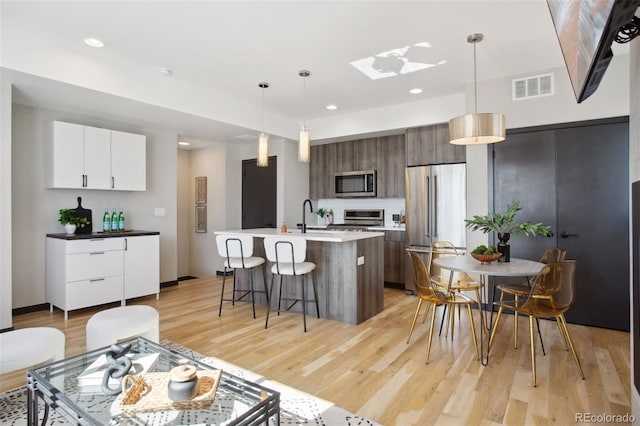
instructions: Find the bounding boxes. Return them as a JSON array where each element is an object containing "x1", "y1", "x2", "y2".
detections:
[
  {"x1": 308, "y1": 240, "x2": 357, "y2": 325},
  {"x1": 356, "y1": 236, "x2": 384, "y2": 324}
]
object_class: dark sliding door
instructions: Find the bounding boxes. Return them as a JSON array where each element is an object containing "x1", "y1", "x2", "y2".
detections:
[{"x1": 492, "y1": 118, "x2": 629, "y2": 331}]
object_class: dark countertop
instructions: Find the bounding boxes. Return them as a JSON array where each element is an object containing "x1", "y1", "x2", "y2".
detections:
[{"x1": 46, "y1": 230, "x2": 160, "y2": 240}]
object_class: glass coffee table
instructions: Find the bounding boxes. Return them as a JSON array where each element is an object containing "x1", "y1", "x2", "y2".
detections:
[{"x1": 26, "y1": 337, "x2": 280, "y2": 425}]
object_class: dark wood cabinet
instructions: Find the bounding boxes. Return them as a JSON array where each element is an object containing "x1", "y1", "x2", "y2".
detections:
[
  {"x1": 309, "y1": 134, "x2": 405, "y2": 199},
  {"x1": 309, "y1": 143, "x2": 336, "y2": 199},
  {"x1": 383, "y1": 230, "x2": 406, "y2": 284},
  {"x1": 334, "y1": 140, "x2": 355, "y2": 172},
  {"x1": 355, "y1": 138, "x2": 378, "y2": 170},
  {"x1": 406, "y1": 122, "x2": 465, "y2": 166},
  {"x1": 377, "y1": 134, "x2": 406, "y2": 198}
]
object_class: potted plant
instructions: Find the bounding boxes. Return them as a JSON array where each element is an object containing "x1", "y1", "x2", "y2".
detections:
[
  {"x1": 464, "y1": 201, "x2": 551, "y2": 262},
  {"x1": 314, "y1": 208, "x2": 333, "y2": 225},
  {"x1": 58, "y1": 209, "x2": 90, "y2": 235}
]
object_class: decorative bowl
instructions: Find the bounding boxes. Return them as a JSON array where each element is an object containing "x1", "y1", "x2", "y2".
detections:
[{"x1": 470, "y1": 252, "x2": 502, "y2": 264}]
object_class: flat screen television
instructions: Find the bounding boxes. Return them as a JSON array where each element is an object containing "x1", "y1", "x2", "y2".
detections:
[{"x1": 546, "y1": 0, "x2": 639, "y2": 103}]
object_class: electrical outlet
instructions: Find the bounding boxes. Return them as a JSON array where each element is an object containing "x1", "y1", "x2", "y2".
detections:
[
  {"x1": 357, "y1": 256, "x2": 365, "y2": 265},
  {"x1": 154, "y1": 207, "x2": 166, "y2": 217}
]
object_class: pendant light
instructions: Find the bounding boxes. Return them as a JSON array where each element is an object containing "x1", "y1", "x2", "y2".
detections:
[
  {"x1": 449, "y1": 33, "x2": 505, "y2": 145},
  {"x1": 257, "y1": 82, "x2": 269, "y2": 167},
  {"x1": 298, "y1": 70, "x2": 311, "y2": 162}
]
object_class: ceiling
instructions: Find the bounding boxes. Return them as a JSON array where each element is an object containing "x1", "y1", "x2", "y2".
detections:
[{"x1": 0, "y1": 1, "x2": 629, "y2": 147}]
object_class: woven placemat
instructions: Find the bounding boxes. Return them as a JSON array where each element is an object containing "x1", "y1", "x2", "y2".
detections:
[{"x1": 119, "y1": 369, "x2": 222, "y2": 414}]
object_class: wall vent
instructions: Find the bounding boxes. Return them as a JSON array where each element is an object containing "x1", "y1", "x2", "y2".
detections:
[{"x1": 512, "y1": 73, "x2": 554, "y2": 101}]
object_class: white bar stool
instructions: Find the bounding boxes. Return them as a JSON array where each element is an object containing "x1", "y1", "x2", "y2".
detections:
[
  {"x1": 216, "y1": 234, "x2": 268, "y2": 318},
  {"x1": 0, "y1": 327, "x2": 65, "y2": 374},
  {"x1": 263, "y1": 236, "x2": 319, "y2": 332},
  {"x1": 86, "y1": 305, "x2": 159, "y2": 351}
]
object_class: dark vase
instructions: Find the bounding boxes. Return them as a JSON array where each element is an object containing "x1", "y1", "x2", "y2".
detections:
[{"x1": 497, "y1": 232, "x2": 510, "y2": 262}]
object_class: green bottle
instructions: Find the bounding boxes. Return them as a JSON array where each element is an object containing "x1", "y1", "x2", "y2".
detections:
[
  {"x1": 118, "y1": 209, "x2": 125, "y2": 231},
  {"x1": 102, "y1": 208, "x2": 110, "y2": 232},
  {"x1": 111, "y1": 208, "x2": 118, "y2": 232}
]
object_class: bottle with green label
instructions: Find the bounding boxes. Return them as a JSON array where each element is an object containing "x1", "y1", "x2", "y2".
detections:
[
  {"x1": 118, "y1": 209, "x2": 125, "y2": 231},
  {"x1": 102, "y1": 208, "x2": 111, "y2": 232},
  {"x1": 111, "y1": 208, "x2": 118, "y2": 232}
]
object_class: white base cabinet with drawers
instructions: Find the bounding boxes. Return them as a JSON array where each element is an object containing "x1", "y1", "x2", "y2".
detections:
[{"x1": 46, "y1": 234, "x2": 159, "y2": 320}]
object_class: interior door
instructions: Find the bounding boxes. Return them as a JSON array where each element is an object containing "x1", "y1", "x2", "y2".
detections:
[
  {"x1": 556, "y1": 122, "x2": 629, "y2": 330},
  {"x1": 242, "y1": 156, "x2": 277, "y2": 229},
  {"x1": 493, "y1": 129, "x2": 558, "y2": 261},
  {"x1": 492, "y1": 119, "x2": 630, "y2": 331}
]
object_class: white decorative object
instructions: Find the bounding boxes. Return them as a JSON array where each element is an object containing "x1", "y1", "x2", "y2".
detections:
[{"x1": 64, "y1": 224, "x2": 77, "y2": 235}]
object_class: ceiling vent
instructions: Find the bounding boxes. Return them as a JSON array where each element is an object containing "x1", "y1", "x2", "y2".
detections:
[{"x1": 512, "y1": 73, "x2": 554, "y2": 101}]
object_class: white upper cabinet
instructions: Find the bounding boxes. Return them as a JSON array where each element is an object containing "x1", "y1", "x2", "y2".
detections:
[
  {"x1": 83, "y1": 126, "x2": 111, "y2": 189},
  {"x1": 111, "y1": 130, "x2": 146, "y2": 191},
  {"x1": 47, "y1": 121, "x2": 146, "y2": 191}
]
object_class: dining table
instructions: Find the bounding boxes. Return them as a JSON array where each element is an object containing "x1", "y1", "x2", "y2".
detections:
[{"x1": 431, "y1": 255, "x2": 544, "y2": 366}]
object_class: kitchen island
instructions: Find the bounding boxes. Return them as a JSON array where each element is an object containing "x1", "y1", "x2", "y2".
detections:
[{"x1": 215, "y1": 228, "x2": 384, "y2": 325}]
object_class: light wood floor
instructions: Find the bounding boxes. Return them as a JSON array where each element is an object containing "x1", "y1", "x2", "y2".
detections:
[{"x1": 1, "y1": 276, "x2": 631, "y2": 425}]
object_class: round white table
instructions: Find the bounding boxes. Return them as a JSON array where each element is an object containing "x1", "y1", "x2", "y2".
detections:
[{"x1": 431, "y1": 255, "x2": 544, "y2": 365}]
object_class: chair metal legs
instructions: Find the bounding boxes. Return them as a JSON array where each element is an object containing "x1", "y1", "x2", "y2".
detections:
[
  {"x1": 407, "y1": 298, "x2": 424, "y2": 344},
  {"x1": 265, "y1": 271, "x2": 319, "y2": 332},
  {"x1": 219, "y1": 265, "x2": 268, "y2": 318}
]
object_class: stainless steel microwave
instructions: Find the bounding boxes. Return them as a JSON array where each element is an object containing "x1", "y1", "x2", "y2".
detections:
[{"x1": 334, "y1": 170, "x2": 376, "y2": 198}]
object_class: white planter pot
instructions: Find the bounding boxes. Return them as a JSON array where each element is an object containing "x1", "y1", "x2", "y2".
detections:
[{"x1": 64, "y1": 224, "x2": 77, "y2": 235}]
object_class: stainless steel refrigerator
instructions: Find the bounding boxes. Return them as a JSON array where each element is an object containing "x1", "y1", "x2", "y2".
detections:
[{"x1": 404, "y1": 164, "x2": 466, "y2": 291}]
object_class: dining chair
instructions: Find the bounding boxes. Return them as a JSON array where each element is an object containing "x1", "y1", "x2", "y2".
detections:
[
  {"x1": 489, "y1": 260, "x2": 585, "y2": 386},
  {"x1": 406, "y1": 251, "x2": 479, "y2": 364},
  {"x1": 494, "y1": 247, "x2": 566, "y2": 349},
  {"x1": 216, "y1": 234, "x2": 268, "y2": 319},
  {"x1": 263, "y1": 236, "x2": 319, "y2": 332},
  {"x1": 429, "y1": 241, "x2": 482, "y2": 337}
]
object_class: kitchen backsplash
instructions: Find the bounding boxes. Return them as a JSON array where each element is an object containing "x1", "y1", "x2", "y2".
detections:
[{"x1": 317, "y1": 198, "x2": 405, "y2": 227}]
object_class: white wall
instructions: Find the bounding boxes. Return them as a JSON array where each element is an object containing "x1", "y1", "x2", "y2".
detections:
[
  {"x1": 188, "y1": 142, "x2": 229, "y2": 277},
  {"x1": 177, "y1": 149, "x2": 190, "y2": 278},
  {"x1": 0, "y1": 70, "x2": 13, "y2": 329},
  {"x1": 10, "y1": 103, "x2": 178, "y2": 308}
]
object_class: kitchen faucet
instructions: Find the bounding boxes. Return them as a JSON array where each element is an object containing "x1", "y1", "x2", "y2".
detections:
[{"x1": 301, "y1": 199, "x2": 313, "y2": 233}]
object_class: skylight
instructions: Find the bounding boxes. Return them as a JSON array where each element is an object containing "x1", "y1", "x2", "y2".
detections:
[{"x1": 350, "y1": 41, "x2": 446, "y2": 80}]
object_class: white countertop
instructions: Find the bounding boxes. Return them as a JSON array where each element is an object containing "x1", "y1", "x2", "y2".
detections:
[
  {"x1": 367, "y1": 225, "x2": 405, "y2": 231},
  {"x1": 215, "y1": 228, "x2": 384, "y2": 243}
]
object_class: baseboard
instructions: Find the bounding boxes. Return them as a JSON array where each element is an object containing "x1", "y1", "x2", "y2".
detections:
[
  {"x1": 12, "y1": 303, "x2": 50, "y2": 316},
  {"x1": 160, "y1": 280, "x2": 179, "y2": 288},
  {"x1": 216, "y1": 270, "x2": 233, "y2": 276},
  {"x1": 178, "y1": 276, "x2": 198, "y2": 281}
]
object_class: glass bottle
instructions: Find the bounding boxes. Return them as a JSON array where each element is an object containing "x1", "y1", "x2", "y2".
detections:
[
  {"x1": 102, "y1": 208, "x2": 111, "y2": 232},
  {"x1": 118, "y1": 209, "x2": 125, "y2": 231},
  {"x1": 111, "y1": 208, "x2": 118, "y2": 232}
]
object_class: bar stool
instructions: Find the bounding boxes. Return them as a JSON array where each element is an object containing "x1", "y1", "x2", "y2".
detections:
[
  {"x1": 263, "y1": 236, "x2": 319, "y2": 332},
  {"x1": 216, "y1": 234, "x2": 268, "y2": 319}
]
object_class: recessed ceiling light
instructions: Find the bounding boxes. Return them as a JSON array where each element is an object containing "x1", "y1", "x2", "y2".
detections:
[
  {"x1": 178, "y1": 141, "x2": 190, "y2": 146},
  {"x1": 158, "y1": 67, "x2": 172, "y2": 77},
  {"x1": 409, "y1": 88, "x2": 423, "y2": 94},
  {"x1": 84, "y1": 38, "x2": 104, "y2": 48},
  {"x1": 326, "y1": 104, "x2": 338, "y2": 110}
]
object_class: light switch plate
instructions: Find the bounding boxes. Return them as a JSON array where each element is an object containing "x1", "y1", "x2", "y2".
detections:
[
  {"x1": 154, "y1": 207, "x2": 166, "y2": 217},
  {"x1": 357, "y1": 256, "x2": 364, "y2": 265}
]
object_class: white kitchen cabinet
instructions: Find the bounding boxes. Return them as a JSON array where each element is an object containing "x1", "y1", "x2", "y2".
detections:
[
  {"x1": 46, "y1": 233, "x2": 160, "y2": 319},
  {"x1": 83, "y1": 126, "x2": 112, "y2": 189},
  {"x1": 47, "y1": 237, "x2": 124, "y2": 320},
  {"x1": 47, "y1": 121, "x2": 146, "y2": 191},
  {"x1": 111, "y1": 130, "x2": 146, "y2": 191},
  {"x1": 46, "y1": 121, "x2": 111, "y2": 189},
  {"x1": 123, "y1": 235, "x2": 159, "y2": 299}
]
